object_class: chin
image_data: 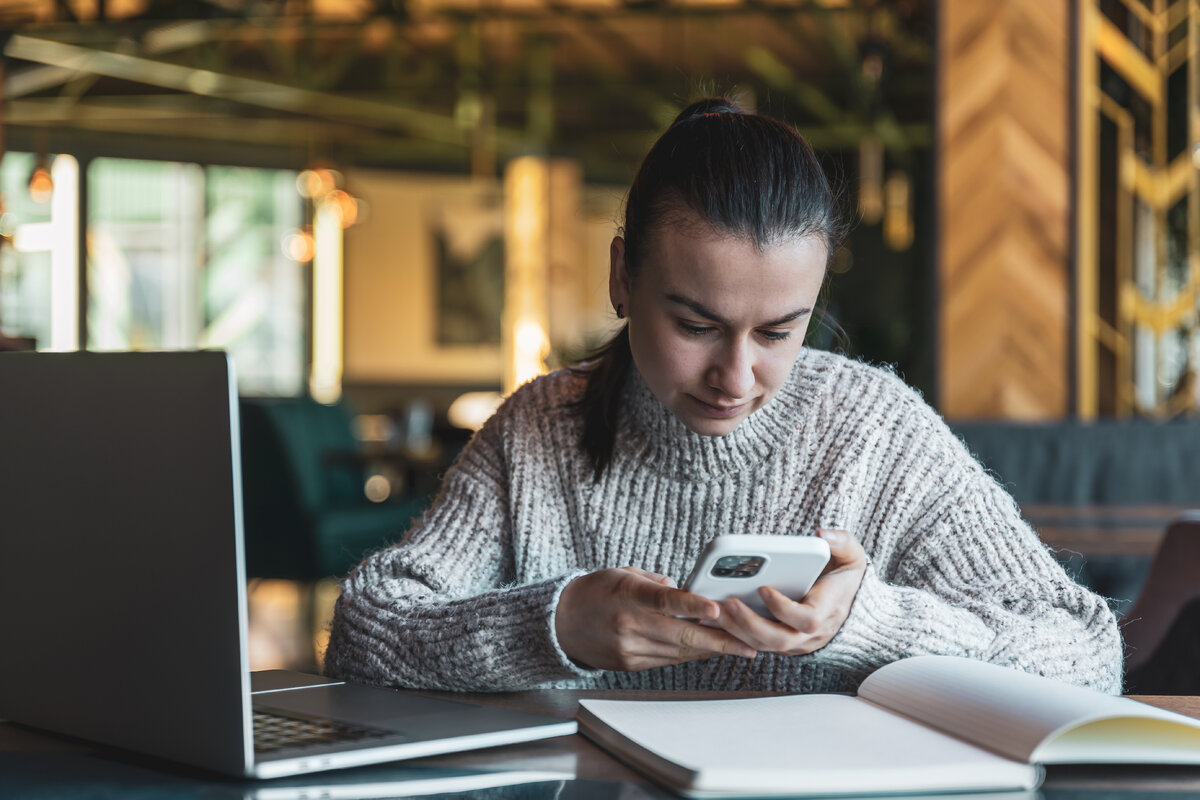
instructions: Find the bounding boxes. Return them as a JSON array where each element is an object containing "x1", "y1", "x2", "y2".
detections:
[{"x1": 678, "y1": 412, "x2": 747, "y2": 438}]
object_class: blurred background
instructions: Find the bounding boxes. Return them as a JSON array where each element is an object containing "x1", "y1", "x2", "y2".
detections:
[{"x1": 0, "y1": 0, "x2": 1195, "y2": 672}]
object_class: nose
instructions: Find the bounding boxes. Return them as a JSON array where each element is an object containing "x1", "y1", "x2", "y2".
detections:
[{"x1": 706, "y1": 338, "x2": 755, "y2": 400}]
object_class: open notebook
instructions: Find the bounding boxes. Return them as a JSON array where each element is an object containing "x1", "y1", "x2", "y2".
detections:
[{"x1": 577, "y1": 655, "x2": 1200, "y2": 798}]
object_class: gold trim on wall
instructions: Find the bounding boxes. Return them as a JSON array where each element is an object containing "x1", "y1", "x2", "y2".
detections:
[{"x1": 1076, "y1": 0, "x2": 1199, "y2": 419}]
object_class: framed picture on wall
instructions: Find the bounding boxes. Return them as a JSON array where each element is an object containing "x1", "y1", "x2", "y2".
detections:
[{"x1": 430, "y1": 201, "x2": 504, "y2": 347}]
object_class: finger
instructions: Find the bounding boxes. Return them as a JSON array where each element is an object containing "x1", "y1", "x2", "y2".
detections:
[
  {"x1": 785, "y1": 568, "x2": 858, "y2": 619},
  {"x1": 613, "y1": 613, "x2": 757, "y2": 668},
  {"x1": 626, "y1": 577, "x2": 720, "y2": 620},
  {"x1": 816, "y1": 529, "x2": 866, "y2": 571},
  {"x1": 622, "y1": 566, "x2": 678, "y2": 588},
  {"x1": 759, "y1": 586, "x2": 821, "y2": 635},
  {"x1": 713, "y1": 597, "x2": 796, "y2": 652},
  {"x1": 640, "y1": 614, "x2": 757, "y2": 661}
]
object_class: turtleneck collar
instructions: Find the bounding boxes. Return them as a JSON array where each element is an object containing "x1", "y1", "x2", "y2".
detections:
[{"x1": 614, "y1": 348, "x2": 831, "y2": 481}]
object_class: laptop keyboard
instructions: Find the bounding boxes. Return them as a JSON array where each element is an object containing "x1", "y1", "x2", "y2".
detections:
[{"x1": 253, "y1": 707, "x2": 396, "y2": 754}]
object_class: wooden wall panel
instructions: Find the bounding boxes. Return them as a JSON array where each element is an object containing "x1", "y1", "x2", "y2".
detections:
[{"x1": 938, "y1": 0, "x2": 1071, "y2": 420}]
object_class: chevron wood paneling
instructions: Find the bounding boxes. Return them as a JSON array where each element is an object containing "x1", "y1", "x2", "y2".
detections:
[{"x1": 938, "y1": 0, "x2": 1071, "y2": 420}]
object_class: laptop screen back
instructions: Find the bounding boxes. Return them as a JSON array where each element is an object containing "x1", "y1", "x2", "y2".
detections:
[{"x1": 0, "y1": 350, "x2": 252, "y2": 775}]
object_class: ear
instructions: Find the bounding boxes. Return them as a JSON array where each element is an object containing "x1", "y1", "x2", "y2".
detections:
[{"x1": 609, "y1": 236, "x2": 632, "y2": 314}]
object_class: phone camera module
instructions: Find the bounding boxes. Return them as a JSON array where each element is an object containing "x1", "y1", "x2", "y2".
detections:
[{"x1": 711, "y1": 555, "x2": 765, "y2": 578}]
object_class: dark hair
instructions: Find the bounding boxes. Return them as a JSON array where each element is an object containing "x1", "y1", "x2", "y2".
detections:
[{"x1": 576, "y1": 97, "x2": 843, "y2": 479}]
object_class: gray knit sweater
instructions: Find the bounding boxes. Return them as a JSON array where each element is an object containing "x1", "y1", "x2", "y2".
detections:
[{"x1": 325, "y1": 349, "x2": 1122, "y2": 694}]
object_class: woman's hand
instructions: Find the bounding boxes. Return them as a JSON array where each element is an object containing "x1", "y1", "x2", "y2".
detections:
[
  {"x1": 556, "y1": 566, "x2": 758, "y2": 671},
  {"x1": 711, "y1": 529, "x2": 867, "y2": 656}
]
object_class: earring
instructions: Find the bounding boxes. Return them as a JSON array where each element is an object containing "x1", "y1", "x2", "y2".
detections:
[{"x1": 616, "y1": 304, "x2": 625, "y2": 319}]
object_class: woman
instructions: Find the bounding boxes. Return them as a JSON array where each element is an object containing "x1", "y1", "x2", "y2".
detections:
[{"x1": 325, "y1": 99, "x2": 1122, "y2": 694}]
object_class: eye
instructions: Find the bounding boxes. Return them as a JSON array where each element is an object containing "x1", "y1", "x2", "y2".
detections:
[
  {"x1": 758, "y1": 329, "x2": 792, "y2": 342},
  {"x1": 678, "y1": 321, "x2": 714, "y2": 337}
]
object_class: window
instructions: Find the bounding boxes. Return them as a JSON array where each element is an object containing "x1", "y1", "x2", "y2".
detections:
[
  {"x1": 0, "y1": 152, "x2": 306, "y2": 395},
  {"x1": 0, "y1": 152, "x2": 77, "y2": 350},
  {"x1": 88, "y1": 159, "x2": 306, "y2": 394}
]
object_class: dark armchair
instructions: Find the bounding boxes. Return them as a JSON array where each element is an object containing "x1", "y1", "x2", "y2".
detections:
[
  {"x1": 239, "y1": 396, "x2": 428, "y2": 581},
  {"x1": 1122, "y1": 513, "x2": 1200, "y2": 694}
]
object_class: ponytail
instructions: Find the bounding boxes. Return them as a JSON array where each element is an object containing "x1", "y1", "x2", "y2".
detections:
[{"x1": 574, "y1": 326, "x2": 632, "y2": 480}]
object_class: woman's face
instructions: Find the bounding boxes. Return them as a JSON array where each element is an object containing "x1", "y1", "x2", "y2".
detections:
[{"x1": 610, "y1": 214, "x2": 827, "y2": 437}]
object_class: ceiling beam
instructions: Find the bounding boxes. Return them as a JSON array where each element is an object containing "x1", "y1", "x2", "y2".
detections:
[
  {"x1": 4, "y1": 33, "x2": 527, "y2": 149},
  {"x1": 6, "y1": 19, "x2": 219, "y2": 99}
]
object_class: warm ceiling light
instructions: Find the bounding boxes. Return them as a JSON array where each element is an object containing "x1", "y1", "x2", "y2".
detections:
[
  {"x1": 283, "y1": 228, "x2": 315, "y2": 262},
  {"x1": 28, "y1": 164, "x2": 53, "y2": 204},
  {"x1": 325, "y1": 190, "x2": 358, "y2": 228},
  {"x1": 296, "y1": 168, "x2": 339, "y2": 199}
]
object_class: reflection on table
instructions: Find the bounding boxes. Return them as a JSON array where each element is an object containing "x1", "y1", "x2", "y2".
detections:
[{"x1": 1, "y1": 689, "x2": 1199, "y2": 800}]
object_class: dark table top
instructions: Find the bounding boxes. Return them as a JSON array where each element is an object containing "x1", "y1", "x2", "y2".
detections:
[{"x1": 2, "y1": 688, "x2": 1199, "y2": 799}]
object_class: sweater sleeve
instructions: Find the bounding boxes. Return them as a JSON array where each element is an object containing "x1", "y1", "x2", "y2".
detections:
[
  {"x1": 807, "y1": 369, "x2": 1123, "y2": 694},
  {"x1": 818, "y1": 475, "x2": 1123, "y2": 694},
  {"x1": 323, "y1": 394, "x2": 595, "y2": 691}
]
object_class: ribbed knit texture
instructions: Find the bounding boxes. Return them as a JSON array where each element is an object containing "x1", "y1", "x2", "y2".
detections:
[{"x1": 325, "y1": 349, "x2": 1122, "y2": 694}]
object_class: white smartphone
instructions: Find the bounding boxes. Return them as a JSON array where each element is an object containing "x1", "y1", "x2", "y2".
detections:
[{"x1": 682, "y1": 535, "x2": 831, "y2": 620}]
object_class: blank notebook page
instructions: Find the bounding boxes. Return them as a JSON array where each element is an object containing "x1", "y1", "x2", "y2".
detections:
[
  {"x1": 579, "y1": 694, "x2": 1036, "y2": 795},
  {"x1": 855, "y1": 655, "x2": 1200, "y2": 764}
]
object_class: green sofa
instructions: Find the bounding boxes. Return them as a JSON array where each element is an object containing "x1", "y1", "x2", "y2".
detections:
[{"x1": 239, "y1": 396, "x2": 428, "y2": 580}]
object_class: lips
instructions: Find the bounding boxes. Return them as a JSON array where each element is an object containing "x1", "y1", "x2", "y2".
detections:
[{"x1": 689, "y1": 395, "x2": 748, "y2": 419}]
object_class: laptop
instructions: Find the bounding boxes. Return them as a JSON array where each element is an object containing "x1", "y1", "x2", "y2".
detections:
[{"x1": 0, "y1": 350, "x2": 576, "y2": 779}]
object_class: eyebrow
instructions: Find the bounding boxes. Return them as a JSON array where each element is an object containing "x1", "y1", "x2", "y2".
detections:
[{"x1": 666, "y1": 293, "x2": 812, "y2": 328}]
